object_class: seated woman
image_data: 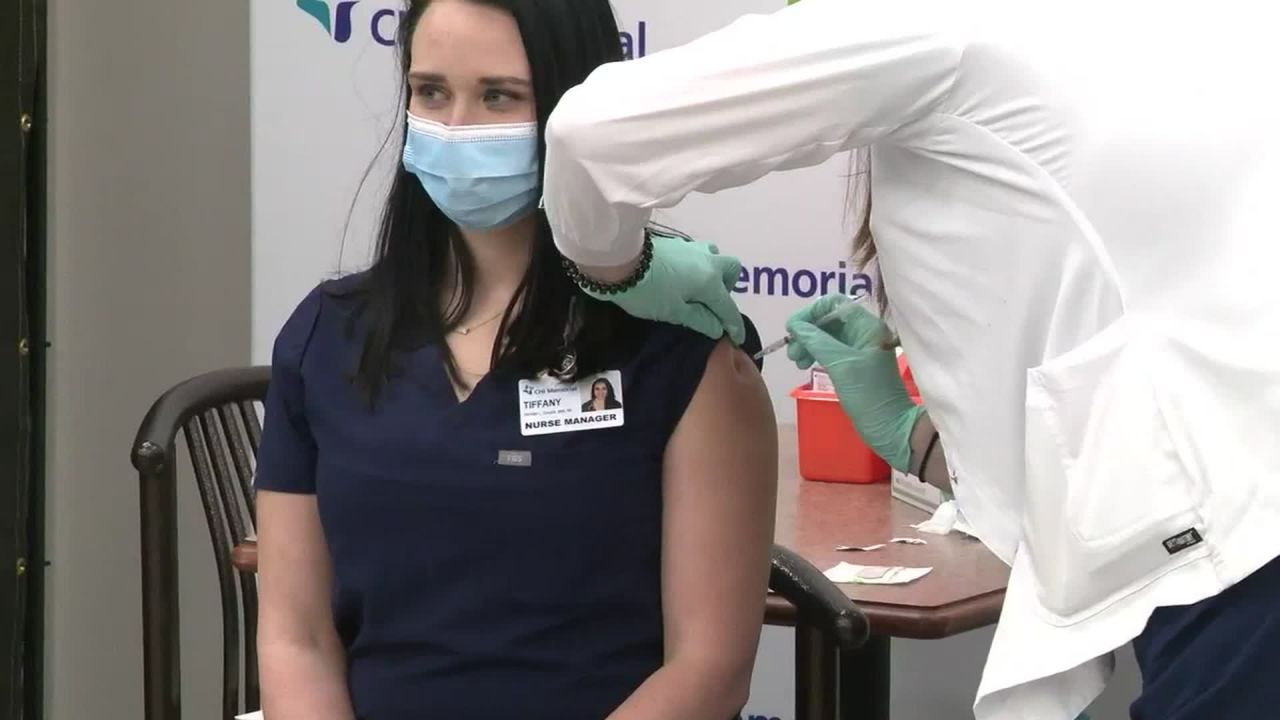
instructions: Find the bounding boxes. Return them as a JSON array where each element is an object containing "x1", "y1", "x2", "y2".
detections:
[{"x1": 252, "y1": 1, "x2": 778, "y2": 719}]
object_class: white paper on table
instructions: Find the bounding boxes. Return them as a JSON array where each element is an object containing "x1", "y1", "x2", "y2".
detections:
[
  {"x1": 824, "y1": 562, "x2": 933, "y2": 585},
  {"x1": 911, "y1": 500, "x2": 964, "y2": 535},
  {"x1": 835, "y1": 543, "x2": 886, "y2": 552},
  {"x1": 911, "y1": 500, "x2": 982, "y2": 539},
  {"x1": 235, "y1": 713, "x2": 263, "y2": 720},
  {"x1": 835, "y1": 537, "x2": 928, "y2": 552}
]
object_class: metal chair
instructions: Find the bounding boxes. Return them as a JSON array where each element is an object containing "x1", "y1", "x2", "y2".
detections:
[
  {"x1": 770, "y1": 545, "x2": 873, "y2": 720},
  {"x1": 130, "y1": 357, "x2": 869, "y2": 720},
  {"x1": 132, "y1": 366, "x2": 269, "y2": 720}
]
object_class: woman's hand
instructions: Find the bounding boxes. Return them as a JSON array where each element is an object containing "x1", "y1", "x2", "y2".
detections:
[{"x1": 785, "y1": 294, "x2": 924, "y2": 471}]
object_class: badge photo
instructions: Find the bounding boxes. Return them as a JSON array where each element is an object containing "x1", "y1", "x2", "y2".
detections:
[
  {"x1": 518, "y1": 370, "x2": 625, "y2": 436},
  {"x1": 579, "y1": 373, "x2": 624, "y2": 414}
]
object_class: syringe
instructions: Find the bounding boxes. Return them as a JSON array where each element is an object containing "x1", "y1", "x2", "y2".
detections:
[{"x1": 752, "y1": 294, "x2": 870, "y2": 361}]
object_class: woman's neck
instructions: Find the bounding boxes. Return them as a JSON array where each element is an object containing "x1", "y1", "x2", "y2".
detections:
[{"x1": 452, "y1": 214, "x2": 536, "y2": 310}]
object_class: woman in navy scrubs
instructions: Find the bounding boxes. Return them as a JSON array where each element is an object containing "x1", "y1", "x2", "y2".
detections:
[{"x1": 252, "y1": 1, "x2": 778, "y2": 718}]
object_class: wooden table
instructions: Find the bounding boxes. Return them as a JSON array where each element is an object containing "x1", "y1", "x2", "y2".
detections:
[
  {"x1": 765, "y1": 427, "x2": 1008, "y2": 719},
  {"x1": 769, "y1": 426, "x2": 1007, "y2": 636},
  {"x1": 232, "y1": 427, "x2": 1008, "y2": 720}
]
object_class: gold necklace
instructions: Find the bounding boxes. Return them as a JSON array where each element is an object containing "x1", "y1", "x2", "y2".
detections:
[{"x1": 450, "y1": 308, "x2": 506, "y2": 336}]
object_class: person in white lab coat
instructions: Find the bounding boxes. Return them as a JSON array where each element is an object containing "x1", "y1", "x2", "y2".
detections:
[{"x1": 540, "y1": 1, "x2": 1280, "y2": 718}]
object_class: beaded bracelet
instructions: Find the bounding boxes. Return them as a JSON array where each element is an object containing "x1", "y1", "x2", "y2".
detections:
[{"x1": 562, "y1": 232, "x2": 655, "y2": 295}]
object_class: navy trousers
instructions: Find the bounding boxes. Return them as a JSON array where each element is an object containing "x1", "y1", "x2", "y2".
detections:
[{"x1": 1129, "y1": 553, "x2": 1280, "y2": 719}]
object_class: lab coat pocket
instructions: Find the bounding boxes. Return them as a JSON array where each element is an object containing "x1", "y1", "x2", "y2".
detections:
[{"x1": 1022, "y1": 318, "x2": 1207, "y2": 625}]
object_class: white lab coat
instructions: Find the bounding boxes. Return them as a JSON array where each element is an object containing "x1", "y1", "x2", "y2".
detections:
[{"x1": 542, "y1": 1, "x2": 1280, "y2": 717}]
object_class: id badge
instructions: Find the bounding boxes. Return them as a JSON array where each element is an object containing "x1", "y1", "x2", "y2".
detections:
[{"x1": 518, "y1": 370, "x2": 625, "y2": 436}]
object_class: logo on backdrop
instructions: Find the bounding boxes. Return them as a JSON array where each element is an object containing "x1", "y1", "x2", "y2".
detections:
[
  {"x1": 295, "y1": 0, "x2": 405, "y2": 45},
  {"x1": 294, "y1": 0, "x2": 648, "y2": 56},
  {"x1": 296, "y1": 0, "x2": 360, "y2": 43},
  {"x1": 734, "y1": 260, "x2": 873, "y2": 300}
]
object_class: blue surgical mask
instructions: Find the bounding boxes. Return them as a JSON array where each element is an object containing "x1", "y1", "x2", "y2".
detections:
[{"x1": 402, "y1": 112, "x2": 540, "y2": 230}]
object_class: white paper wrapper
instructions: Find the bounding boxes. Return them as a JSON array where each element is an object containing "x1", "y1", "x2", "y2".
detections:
[
  {"x1": 835, "y1": 537, "x2": 928, "y2": 552},
  {"x1": 911, "y1": 500, "x2": 958, "y2": 534},
  {"x1": 910, "y1": 500, "x2": 979, "y2": 538},
  {"x1": 824, "y1": 562, "x2": 934, "y2": 585}
]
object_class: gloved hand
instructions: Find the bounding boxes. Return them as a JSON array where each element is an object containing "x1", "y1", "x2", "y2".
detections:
[
  {"x1": 786, "y1": 294, "x2": 924, "y2": 472},
  {"x1": 585, "y1": 233, "x2": 746, "y2": 343}
]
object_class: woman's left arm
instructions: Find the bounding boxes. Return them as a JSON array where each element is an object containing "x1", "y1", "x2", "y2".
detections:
[{"x1": 607, "y1": 340, "x2": 778, "y2": 720}]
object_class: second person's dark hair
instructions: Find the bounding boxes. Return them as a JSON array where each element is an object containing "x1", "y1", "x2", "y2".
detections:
[{"x1": 847, "y1": 147, "x2": 896, "y2": 349}]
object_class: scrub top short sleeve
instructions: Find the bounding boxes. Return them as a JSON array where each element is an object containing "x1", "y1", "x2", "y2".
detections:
[
  {"x1": 254, "y1": 286, "x2": 323, "y2": 495},
  {"x1": 651, "y1": 322, "x2": 719, "y2": 434}
]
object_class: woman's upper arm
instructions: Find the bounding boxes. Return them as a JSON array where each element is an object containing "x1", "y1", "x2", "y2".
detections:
[
  {"x1": 660, "y1": 339, "x2": 778, "y2": 675},
  {"x1": 544, "y1": 0, "x2": 965, "y2": 267},
  {"x1": 255, "y1": 286, "x2": 333, "y2": 642},
  {"x1": 257, "y1": 490, "x2": 335, "y2": 645}
]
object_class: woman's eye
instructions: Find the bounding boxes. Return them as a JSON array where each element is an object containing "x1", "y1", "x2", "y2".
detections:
[
  {"x1": 415, "y1": 84, "x2": 446, "y2": 101},
  {"x1": 483, "y1": 89, "x2": 517, "y2": 105}
]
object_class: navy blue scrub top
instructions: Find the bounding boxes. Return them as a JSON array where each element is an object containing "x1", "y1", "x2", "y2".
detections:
[{"x1": 254, "y1": 277, "x2": 717, "y2": 720}]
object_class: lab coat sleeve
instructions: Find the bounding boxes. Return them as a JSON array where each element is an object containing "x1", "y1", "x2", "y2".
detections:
[{"x1": 544, "y1": 0, "x2": 967, "y2": 267}]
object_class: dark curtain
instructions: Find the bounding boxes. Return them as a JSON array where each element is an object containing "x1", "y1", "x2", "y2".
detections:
[{"x1": 1, "y1": 0, "x2": 46, "y2": 718}]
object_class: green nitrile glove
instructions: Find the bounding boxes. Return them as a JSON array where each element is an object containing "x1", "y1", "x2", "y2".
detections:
[
  {"x1": 785, "y1": 294, "x2": 924, "y2": 471},
  {"x1": 586, "y1": 233, "x2": 746, "y2": 344}
]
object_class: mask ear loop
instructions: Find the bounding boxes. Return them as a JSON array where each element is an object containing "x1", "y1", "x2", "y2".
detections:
[{"x1": 552, "y1": 295, "x2": 581, "y2": 381}]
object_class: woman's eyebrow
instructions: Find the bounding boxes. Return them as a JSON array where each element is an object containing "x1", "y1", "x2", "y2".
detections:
[
  {"x1": 478, "y1": 76, "x2": 531, "y2": 87},
  {"x1": 408, "y1": 71, "x2": 447, "y2": 83}
]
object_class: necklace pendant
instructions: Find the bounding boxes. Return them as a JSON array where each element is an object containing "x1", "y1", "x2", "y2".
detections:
[
  {"x1": 554, "y1": 351, "x2": 578, "y2": 380},
  {"x1": 458, "y1": 327, "x2": 470, "y2": 335}
]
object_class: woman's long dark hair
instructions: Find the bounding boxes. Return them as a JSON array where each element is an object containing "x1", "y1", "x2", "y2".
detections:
[{"x1": 332, "y1": 0, "x2": 643, "y2": 405}]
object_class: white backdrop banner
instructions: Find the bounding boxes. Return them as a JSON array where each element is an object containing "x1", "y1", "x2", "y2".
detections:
[{"x1": 251, "y1": 2, "x2": 873, "y2": 718}]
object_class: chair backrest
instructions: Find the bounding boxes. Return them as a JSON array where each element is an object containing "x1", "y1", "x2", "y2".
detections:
[{"x1": 131, "y1": 366, "x2": 270, "y2": 720}]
